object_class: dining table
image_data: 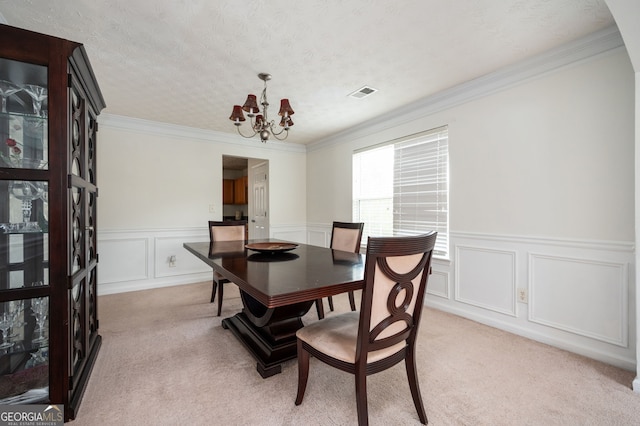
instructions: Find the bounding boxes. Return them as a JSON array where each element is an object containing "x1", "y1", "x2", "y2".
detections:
[{"x1": 183, "y1": 239, "x2": 365, "y2": 378}]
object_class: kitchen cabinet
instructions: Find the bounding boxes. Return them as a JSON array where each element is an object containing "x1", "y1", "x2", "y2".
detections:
[
  {"x1": 234, "y1": 176, "x2": 248, "y2": 204},
  {"x1": 222, "y1": 176, "x2": 248, "y2": 205},
  {"x1": 223, "y1": 179, "x2": 234, "y2": 204},
  {"x1": 0, "y1": 24, "x2": 105, "y2": 420}
]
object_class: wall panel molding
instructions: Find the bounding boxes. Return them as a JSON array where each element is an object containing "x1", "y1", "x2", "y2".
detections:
[
  {"x1": 99, "y1": 237, "x2": 149, "y2": 284},
  {"x1": 426, "y1": 268, "x2": 450, "y2": 299},
  {"x1": 270, "y1": 224, "x2": 308, "y2": 244},
  {"x1": 455, "y1": 245, "x2": 517, "y2": 316},
  {"x1": 453, "y1": 231, "x2": 634, "y2": 252},
  {"x1": 529, "y1": 252, "x2": 628, "y2": 347},
  {"x1": 98, "y1": 227, "x2": 209, "y2": 295},
  {"x1": 97, "y1": 227, "x2": 636, "y2": 370},
  {"x1": 425, "y1": 231, "x2": 635, "y2": 370}
]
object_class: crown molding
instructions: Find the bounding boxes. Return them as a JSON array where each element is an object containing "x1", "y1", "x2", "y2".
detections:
[
  {"x1": 307, "y1": 25, "x2": 625, "y2": 151},
  {"x1": 98, "y1": 113, "x2": 306, "y2": 153}
]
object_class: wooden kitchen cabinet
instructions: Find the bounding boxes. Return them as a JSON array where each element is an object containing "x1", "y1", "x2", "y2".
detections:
[
  {"x1": 234, "y1": 176, "x2": 248, "y2": 204},
  {"x1": 223, "y1": 179, "x2": 234, "y2": 204},
  {"x1": 223, "y1": 176, "x2": 247, "y2": 205}
]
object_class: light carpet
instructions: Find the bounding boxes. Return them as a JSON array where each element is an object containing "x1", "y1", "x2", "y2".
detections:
[{"x1": 71, "y1": 282, "x2": 640, "y2": 425}]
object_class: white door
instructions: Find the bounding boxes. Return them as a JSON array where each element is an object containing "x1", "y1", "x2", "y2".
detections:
[{"x1": 249, "y1": 161, "x2": 269, "y2": 239}]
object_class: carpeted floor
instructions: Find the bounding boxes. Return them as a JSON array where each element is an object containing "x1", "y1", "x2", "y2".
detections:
[{"x1": 71, "y1": 281, "x2": 640, "y2": 425}]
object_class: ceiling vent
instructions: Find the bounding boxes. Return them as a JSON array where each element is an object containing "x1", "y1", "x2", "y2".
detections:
[{"x1": 349, "y1": 85, "x2": 378, "y2": 99}]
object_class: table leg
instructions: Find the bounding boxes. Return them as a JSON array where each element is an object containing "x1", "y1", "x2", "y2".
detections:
[{"x1": 221, "y1": 291, "x2": 314, "y2": 378}]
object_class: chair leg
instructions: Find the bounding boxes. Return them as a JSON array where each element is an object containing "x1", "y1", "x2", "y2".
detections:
[
  {"x1": 217, "y1": 281, "x2": 224, "y2": 316},
  {"x1": 315, "y1": 299, "x2": 325, "y2": 320},
  {"x1": 405, "y1": 347, "x2": 428, "y2": 424},
  {"x1": 348, "y1": 291, "x2": 356, "y2": 311},
  {"x1": 295, "y1": 339, "x2": 310, "y2": 406},
  {"x1": 210, "y1": 280, "x2": 218, "y2": 303},
  {"x1": 355, "y1": 369, "x2": 369, "y2": 426},
  {"x1": 327, "y1": 296, "x2": 334, "y2": 311}
]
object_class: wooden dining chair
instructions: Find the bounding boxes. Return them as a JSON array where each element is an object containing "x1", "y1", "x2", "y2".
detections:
[
  {"x1": 208, "y1": 220, "x2": 247, "y2": 316},
  {"x1": 296, "y1": 232, "x2": 437, "y2": 426},
  {"x1": 315, "y1": 221, "x2": 364, "y2": 320}
]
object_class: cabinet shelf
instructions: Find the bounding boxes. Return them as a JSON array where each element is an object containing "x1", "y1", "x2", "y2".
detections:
[
  {"x1": 0, "y1": 223, "x2": 46, "y2": 234},
  {"x1": 0, "y1": 111, "x2": 48, "y2": 122}
]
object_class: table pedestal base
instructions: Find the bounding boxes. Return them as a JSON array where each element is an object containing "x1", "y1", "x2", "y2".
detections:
[{"x1": 222, "y1": 291, "x2": 314, "y2": 378}]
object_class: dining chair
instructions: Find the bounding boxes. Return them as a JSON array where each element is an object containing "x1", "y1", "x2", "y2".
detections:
[
  {"x1": 315, "y1": 221, "x2": 364, "y2": 320},
  {"x1": 296, "y1": 232, "x2": 437, "y2": 426},
  {"x1": 208, "y1": 220, "x2": 247, "y2": 316}
]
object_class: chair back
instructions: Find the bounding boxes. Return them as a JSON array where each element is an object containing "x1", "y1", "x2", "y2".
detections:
[
  {"x1": 208, "y1": 220, "x2": 247, "y2": 242},
  {"x1": 330, "y1": 221, "x2": 364, "y2": 253},
  {"x1": 356, "y1": 232, "x2": 437, "y2": 362}
]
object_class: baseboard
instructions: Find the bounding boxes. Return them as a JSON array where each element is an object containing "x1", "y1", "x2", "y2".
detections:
[{"x1": 98, "y1": 273, "x2": 211, "y2": 296}]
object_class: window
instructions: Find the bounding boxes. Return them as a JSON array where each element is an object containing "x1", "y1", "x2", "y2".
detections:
[{"x1": 353, "y1": 126, "x2": 449, "y2": 258}]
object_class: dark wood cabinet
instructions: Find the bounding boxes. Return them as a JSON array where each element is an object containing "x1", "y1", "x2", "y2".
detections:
[{"x1": 0, "y1": 24, "x2": 105, "y2": 420}]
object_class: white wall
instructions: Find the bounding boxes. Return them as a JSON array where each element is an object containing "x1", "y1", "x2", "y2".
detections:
[
  {"x1": 306, "y1": 44, "x2": 636, "y2": 369},
  {"x1": 451, "y1": 51, "x2": 633, "y2": 240},
  {"x1": 96, "y1": 118, "x2": 307, "y2": 294},
  {"x1": 308, "y1": 49, "x2": 634, "y2": 240}
]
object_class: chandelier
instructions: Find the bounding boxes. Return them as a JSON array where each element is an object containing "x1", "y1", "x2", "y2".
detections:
[{"x1": 229, "y1": 73, "x2": 294, "y2": 143}]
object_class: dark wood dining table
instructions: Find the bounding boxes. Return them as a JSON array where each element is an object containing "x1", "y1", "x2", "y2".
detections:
[{"x1": 183, "y1": 239, "x2": 365, "y2": 378}]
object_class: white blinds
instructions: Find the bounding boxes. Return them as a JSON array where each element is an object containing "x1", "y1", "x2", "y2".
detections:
[
  {"x1": 353, "y1": 126, "x2": 449, "y2": 257},
  {"x1": 393, "y1": 127, "x2": 448, "y2": 257}
]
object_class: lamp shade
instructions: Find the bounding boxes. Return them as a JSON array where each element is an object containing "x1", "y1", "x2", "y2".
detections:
[
  {"x1": 254, "y1": 114, "x2": 264, "y2": 127},
  {"x1": 278, "y1": 99, "x2": 294, "y2": 116},
  {"x1": 279, "y1": 116, "x2": 293, "y2": 128},
  {"x1": 229, "y1": 105, "x2": 246, "y2": 124},
  {"x1": 242, "y1": 94, "x2": 260, "y2": 114}
]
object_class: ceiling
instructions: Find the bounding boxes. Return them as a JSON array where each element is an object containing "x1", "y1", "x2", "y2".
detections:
[{"x1": 0, "y1": 1, "x2": 615, "y2": 145}]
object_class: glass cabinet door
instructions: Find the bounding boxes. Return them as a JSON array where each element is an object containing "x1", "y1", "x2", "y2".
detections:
[{"x1": 0, "y1": 57, "x2": 49, "y2": 404}]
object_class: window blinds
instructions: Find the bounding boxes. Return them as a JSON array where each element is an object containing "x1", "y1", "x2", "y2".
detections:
[
  {"x1": 353, "y1": 126, "x2": 449, "y2": 257},
  {"x1": 393, "y1": 127, "x2": 448, "y2": 257}
]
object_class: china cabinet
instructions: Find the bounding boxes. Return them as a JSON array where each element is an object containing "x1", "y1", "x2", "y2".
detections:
[{"x1": 0, "y1": 24, "x2": 105, "y2": 420}]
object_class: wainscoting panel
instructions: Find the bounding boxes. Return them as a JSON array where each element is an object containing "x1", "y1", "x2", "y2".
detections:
[
  {"x1": 306, "y1": 223, "x2": 332, "y2": 248},
  {"x1": 98, "y1": 228, "x2": 211, "y2": 295},
  {"x1": 98, "y1": 226, "x2": 309, "y2": 295},
  {"x1": 455, "y1": 245, "x2": 517, "y2": 316},
  {"x1": 99, "y1": 237, "x2": 149, "y2": 284},
  {"x1": 98, "y1": 227, "x2": 636, "y2": 370},
  {"x1": 426, "y1": 232, "x2": 635, "y2": 370},
  {"x1": 427, "y1": 266, "x2": 450, "y2": 299},
  {"x1": 271, "y1": 226, "x2": 307, "y2": 244},
  {"x1": 529, "y1": 253, "x2": 628, "y2": 347},
  {"x1": 156, "y1": 235, "x2": 211, "y2": 278},
  {"x1": 307, "y1": 230, "x2": 328, "y2": 247}
]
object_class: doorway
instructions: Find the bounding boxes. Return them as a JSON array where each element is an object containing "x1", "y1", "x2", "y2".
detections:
[{"x1": 222, "y1": 155, "x2": 269, "y2": 239}]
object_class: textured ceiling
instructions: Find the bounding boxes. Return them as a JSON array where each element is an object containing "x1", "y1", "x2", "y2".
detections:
[{"x1": 0, "y1": 0, "x2": 615, "y2": 145}]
